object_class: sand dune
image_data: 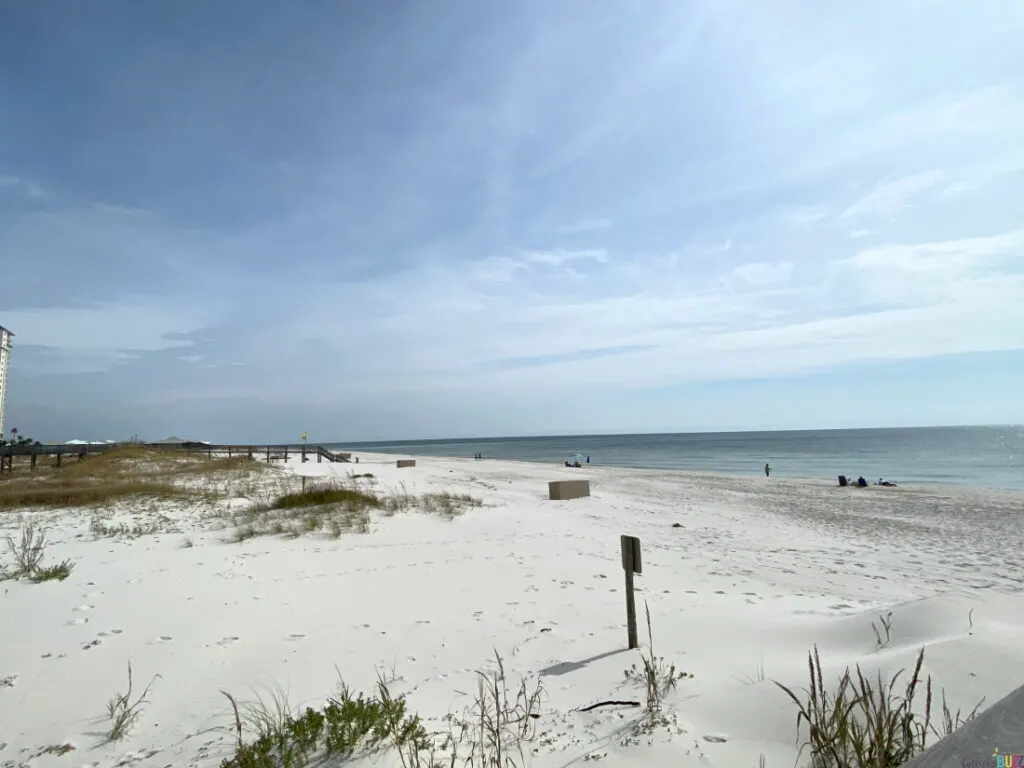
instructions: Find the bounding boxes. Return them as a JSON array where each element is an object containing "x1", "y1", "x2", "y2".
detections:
[{"x1": 1, "y1": 452, "x2": 1021, "y2": 767}]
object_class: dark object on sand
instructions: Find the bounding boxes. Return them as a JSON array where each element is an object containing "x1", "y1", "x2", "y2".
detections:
[
  {"x1": 579, "y1": 700, "x2": 640, "y2": 712},
  {"x1": 857, "y1": 476, "x2": 868, "y2": 487},
  {"x1": 838, "y1": 475, "x2": 848, "y2": 487},
  {"x1": 672, "y1": 522, "x2": 683, "y2": 528}
]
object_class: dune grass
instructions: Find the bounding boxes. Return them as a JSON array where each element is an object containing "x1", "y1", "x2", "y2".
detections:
[
  {"x1": 221, "y1": 651, "x2": 542, "y2": 768},
  {"x1": 0, "y1": 446, "x2": 267, "y2": 511},
  {"x1": 103, "y1": 661, "x2": 160, "y2": 744},
  {"x1": 775, "y1": 646, "x2": 984, "y2": 768},
  {"x1": 221, "y1": 672, "x2": 431, "y2": 768},
  {"x1": 230, "y1": 480, "x2": 484, "y2": 542},
  {"x1": 2, "y1": 521, "x2": 75, "y2": 583},
  {"x1": 272, "y1": 486, "x2": 380, "y2": 511}
]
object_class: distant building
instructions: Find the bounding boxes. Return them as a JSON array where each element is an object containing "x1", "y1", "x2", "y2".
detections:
[{"x1": 0, "y1": 326, "x2": 12, "y2": 441}]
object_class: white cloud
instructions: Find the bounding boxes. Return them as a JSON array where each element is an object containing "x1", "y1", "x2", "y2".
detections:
[
  {"x1": 732, "y1": 261, "x2": 793, "y2": 286},
  {"x1": 554, "y1": 218, "x2": 611, "y2": 234},
  {"x1": 523, "y1": 248, "x2": 608, "y2": 267},
  {"x1": 248, "y1": 224, "x2": 1023, "y2": 401},
  {"x1": 849, "y1": 229, "x2": 871, "y2": 238},
  {"x1": 786, "y1": 208, "x2": 830, "y2": 229},
  {"x1": 0, "y1": 174, "x2": 46, "y2": 200},
  {"x1": 841, "y1": 170, "x2": 948, "y2": 219},
  {"x1": 3, "y1": 298, "x2": 217, "y2": 366}
]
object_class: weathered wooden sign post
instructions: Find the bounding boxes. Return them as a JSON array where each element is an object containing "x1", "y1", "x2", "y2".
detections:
[{"x1": 620, "y1": 534, "x2": 642, "y2": 649}]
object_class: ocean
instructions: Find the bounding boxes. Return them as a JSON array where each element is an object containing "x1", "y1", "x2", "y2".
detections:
[{"x1": 333, "y1": 425, "x2": 1024, "y2": 492}]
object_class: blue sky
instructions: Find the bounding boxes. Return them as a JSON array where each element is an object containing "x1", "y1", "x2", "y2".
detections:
[{"x1": 2, "y1": 1, "x2": 1023, "y2": 443}]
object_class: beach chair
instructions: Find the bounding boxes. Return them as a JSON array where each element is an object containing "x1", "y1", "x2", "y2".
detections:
[{"x1": 838, "y1": 475, "x2": 848, "y2": 487}]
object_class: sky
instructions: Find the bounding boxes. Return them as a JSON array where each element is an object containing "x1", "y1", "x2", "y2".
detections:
[{"x1": 1, "y1": 0, "x2": 1023, "y2": 443}]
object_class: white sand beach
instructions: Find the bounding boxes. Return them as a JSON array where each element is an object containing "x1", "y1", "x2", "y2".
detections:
[{"x1": 1, "y1": 452, "x2": 1022, "y2": 768}]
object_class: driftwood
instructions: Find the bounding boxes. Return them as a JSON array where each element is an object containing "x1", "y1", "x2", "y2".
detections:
[{"x1": 578, "y1": 700, "x2": 641, "y2": 712}]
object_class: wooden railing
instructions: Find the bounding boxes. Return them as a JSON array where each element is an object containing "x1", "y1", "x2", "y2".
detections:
[{"x1": 0, "y1": 442, "x2": 352, "y2": 471}]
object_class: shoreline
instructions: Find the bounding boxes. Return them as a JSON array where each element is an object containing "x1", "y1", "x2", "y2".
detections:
[{"x1": 338, "y1": 448, "x2": 1024, "y2": 500}]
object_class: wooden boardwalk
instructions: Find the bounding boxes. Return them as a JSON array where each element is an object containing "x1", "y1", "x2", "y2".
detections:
[{"x1": 0, "y1": 441, "x2": 351, "y2": 472}]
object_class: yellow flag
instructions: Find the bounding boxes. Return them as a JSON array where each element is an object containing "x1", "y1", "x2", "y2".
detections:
[{"x1": 301, "y1": 432, "x2": 307, "y2": 440}]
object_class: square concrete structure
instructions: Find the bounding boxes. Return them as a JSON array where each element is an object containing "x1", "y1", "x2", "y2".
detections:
[
  {"x1": 548, "y1": 479, "x2": 590, "y2": 500},
  {"x1": 396, "y1": 459, "x2": 416, "y2": 468}
]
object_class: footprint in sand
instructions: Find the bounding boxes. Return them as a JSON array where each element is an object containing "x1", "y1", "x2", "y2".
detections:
[
  {"x1": 73, "y1": 604, "x2": 94, "y2": 612},
  {"x1": 157, "y1": 635, "x2": 173, "y2": 643},
  {"x1": 66, "y1": 617, "x2": 89, "y2": 626},
  {"x1": 415, "y1": 620, "x2": 431, "y2": 625},
  {"x1": 217, "y1": 636, "x2": 240, "y2": 647},
  {"x1": 286, "y1": 633, "x2": 306, "y2": 641}
]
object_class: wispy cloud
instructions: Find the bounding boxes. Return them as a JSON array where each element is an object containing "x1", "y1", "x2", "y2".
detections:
[
  {"x1": 2, "y1": 0, "x2": 1023, "y2": 440},
  {"x1": 841, "y1": 170, "x2": 948, "y2": 219},
  {"x1": 0, "y1": 174, "x2": 46, "y2": 200},
  {"x1": 554, "y1": 218, "x2": 611, "y2": 234}
]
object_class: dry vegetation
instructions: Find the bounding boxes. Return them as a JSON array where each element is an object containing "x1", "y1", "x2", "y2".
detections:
[
  {"x1": 0, "y1": 446, "x2": 268, "y2": 511},
  {"x1": 220, "y1": 651, "x2": 544, "y2": 768},
  {"x1": 775, "y1": 645, "x2": 985, "y2": 768},
  {"x1": 230, "y1": 480, "x2": 483, "y2": 542},
  {"x1": 0, "y1": 447, "x2": 484, "y2": 547},
  {"x1": 2, "y1": 521, "x2": 75, "y2": 582}
]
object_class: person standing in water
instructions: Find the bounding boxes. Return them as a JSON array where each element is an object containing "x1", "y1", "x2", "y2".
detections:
[{"x1": 764, "y1": 462, "x2": 771, "y2": 477}]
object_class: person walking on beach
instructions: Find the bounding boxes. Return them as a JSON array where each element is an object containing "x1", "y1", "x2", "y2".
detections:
[{"x1": 764, "y1": 462, "x2": 771, "y2": 477}]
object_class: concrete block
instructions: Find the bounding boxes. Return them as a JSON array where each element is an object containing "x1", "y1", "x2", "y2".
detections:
[
  {"x1": 397, "y1": 459, "x2": 416, "y2": 468},
  {"x1": 548, "y1": 479, "x2": 590, "y2": 500}
]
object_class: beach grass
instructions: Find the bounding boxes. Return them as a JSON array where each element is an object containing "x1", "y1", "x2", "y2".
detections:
[
  {"x1": 774, "y1": 646, "x2": 983, "y2": 768},
  {"x1": 2, "y1": 521, "x2": 76, "y2": 583},
  {"x1": 220, "y1": 651, "x2": 543, "y2": 768},
  {"x1": 0, "y1": 446, "x2": 269, "y2": 511},
  {"x1": 229, "y1": 480, "x2": 483, "y2": 542}
]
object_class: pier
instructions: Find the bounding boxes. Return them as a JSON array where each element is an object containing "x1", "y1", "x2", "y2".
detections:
[{"x1": 0, "y1": 441, "x2": 351, "y2": 472}]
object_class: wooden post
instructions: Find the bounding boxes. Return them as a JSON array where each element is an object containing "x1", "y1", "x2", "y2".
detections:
[
  {"x1": 228, "y1": 446, "x2": 233, "y2": 458},
  {"x1": 30, "y1": 453, "x2": 37, "y2": 471},
  {"x1": 620, "y1": 535, "x2": 642, "y2": 649},
  {"x1": 302, "y1": 444, "x2": 307, "y2": 462},
  {"x1": 248, "y1": 446, "x2": 253, "y2": 460},
  {"x1": 266, "y1": 445, "x2": 271, "y2": 463},
  {"x1": 284, "y1": 446, "x2": 289, "y2": 461},
  {"x1": 56, "y1": 452, "x2": 62, "y2": 468}
]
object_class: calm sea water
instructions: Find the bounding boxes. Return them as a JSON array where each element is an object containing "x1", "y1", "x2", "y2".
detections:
[{"x1": 332, "y1": 426, "x2": 1024, "y2": 491}]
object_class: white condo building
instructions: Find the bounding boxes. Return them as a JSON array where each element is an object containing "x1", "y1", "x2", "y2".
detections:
[{"x1": 0, "y1": 326, "x2": 12, "y2": 441}]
